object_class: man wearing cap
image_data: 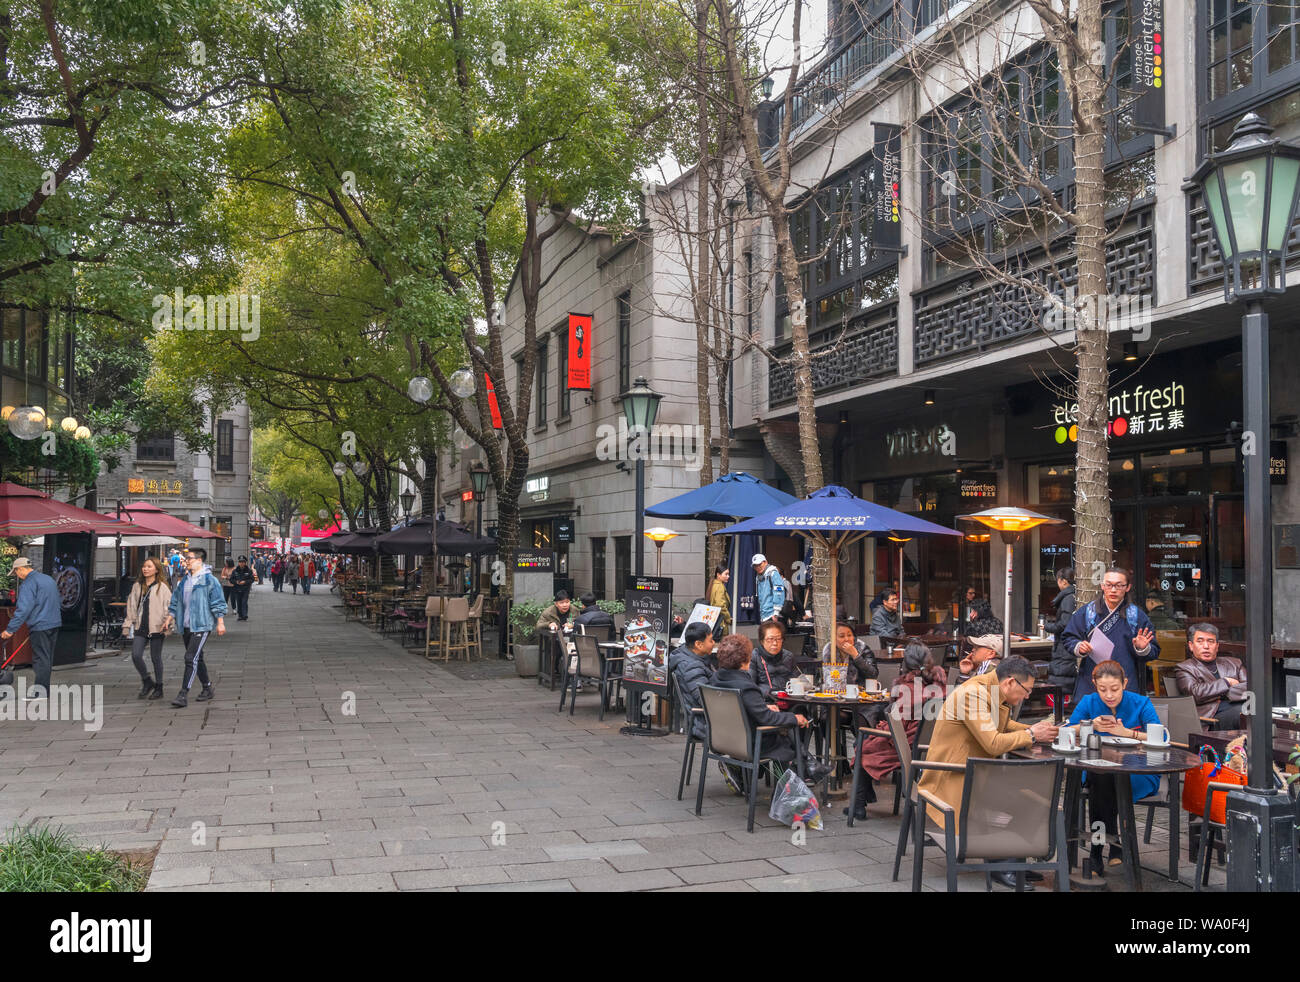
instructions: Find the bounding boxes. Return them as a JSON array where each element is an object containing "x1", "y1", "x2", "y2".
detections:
[
  {"x1": 956, "y1": 634, "x2": 1003, "y2": 684},
  {"x1": 1, "y1": 558, "x2": 61, "y2": 698},
  {"x1": 230, "y1": 556, "x2": 255, "y2": 622},
  {"x1": 752, "y1": 554, "x2": 786, "y2": 625}
]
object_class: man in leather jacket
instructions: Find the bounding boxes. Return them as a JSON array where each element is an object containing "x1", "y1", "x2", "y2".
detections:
[{"x1": 1174, "y1": 623, "x2": 1247, "y2": 728}]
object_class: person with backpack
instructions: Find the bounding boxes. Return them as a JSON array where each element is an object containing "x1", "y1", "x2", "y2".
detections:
[
  {"x1": 751, "y1": 553, "x2": 786, "y2": 625},
  {"x1": 1061, "y1": 565, "x2": 1159, "y2": 701},
  {"x1": 164, "y1": 547, "x2": 226, "y2": 708}
]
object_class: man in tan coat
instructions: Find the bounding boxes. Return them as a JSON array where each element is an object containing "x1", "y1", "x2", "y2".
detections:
[{"x1": 919, "y1": 657, "x2": 1057, "y2": 824}]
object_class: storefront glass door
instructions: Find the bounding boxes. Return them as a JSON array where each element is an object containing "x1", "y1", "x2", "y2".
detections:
[{"x1": 1211, "y1": 494, "x2": 1245, "y2": 643}]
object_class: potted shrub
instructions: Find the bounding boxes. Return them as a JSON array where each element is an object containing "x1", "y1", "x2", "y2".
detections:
[{"x1": 508, "y1": 600, "x2": 548, "y2": 677}]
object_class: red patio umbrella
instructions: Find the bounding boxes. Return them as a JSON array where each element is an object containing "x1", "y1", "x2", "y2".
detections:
[
  {"x1": 0, "y1": 482, "x2": 133, "y2": 537},
  {"x1": 110, "y1": 501, "x2": 221, "y2": 540}
]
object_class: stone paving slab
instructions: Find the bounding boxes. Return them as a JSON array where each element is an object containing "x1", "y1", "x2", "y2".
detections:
[{"x1": 0, "y1": 584, "x2": 1213, "y2": 892}]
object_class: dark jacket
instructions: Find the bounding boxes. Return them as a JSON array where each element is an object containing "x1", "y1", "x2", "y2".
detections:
[
  {"x1": 869, "y1": 605, "x2": 904, "y2": 638},
  {"x1": 1043, "y1": 584, "x2": 1077, "y2": 686},
  {"x1": 750, "y1": 646, "x2": 798, "y2": 699},
  {"x1": 711, "y1": 667, "x2": 800, "y2": 761},
  {"x1": 669, "y1": 644, "x2": 715, "y2": 740},
  {"x1": 230, "y1": 565, "x2": 255, "y2": 590},
  {"x1": 536, "y1": 602, "x2": 573, "y2": 633},
  {"x1": 1063, "y1": 599, "x2": 1160, "y2": 699},
  {"x1": 1174, "y1": 655, "x2": 1247, "y2": 719},
  {"x1": 820, "y1": 637, "x2": 879, "y2": 687},
  {"x1": 573, "y1": 604, "x2": 614, "y2": 636}
]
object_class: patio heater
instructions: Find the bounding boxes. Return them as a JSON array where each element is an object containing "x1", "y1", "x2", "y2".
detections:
[
  {"x1": 643, "y1": 527, "x2": 679, "y2": 578},
  {"x1": 957, "y1": 507, "x2": 1063, "y2": 663},
  {"x1": 620, "y1": 377, "x2": 662, "y2": 577},
  {"x1": 1189, "y1": 111, "x2": 1300, "y2": 891}
]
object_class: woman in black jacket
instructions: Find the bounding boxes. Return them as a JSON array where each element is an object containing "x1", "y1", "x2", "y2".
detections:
[
  {"x1": 750, "y1": 621, "x2": 799, "y2": 698},
  {"x1": 1044, "y1": 567, "x2": 1077, "y2": 689}
]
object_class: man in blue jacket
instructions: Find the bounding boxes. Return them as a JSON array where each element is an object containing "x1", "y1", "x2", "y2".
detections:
[
  {"x1": 752, "y1": 553, "x2": 786, "y2": 625},
  {"x1": 1062, "y1": 566, "x2": 1158, "y2": 700},
  {"x1": 1, "y1": 558, "x2": 62, "y2": 697},
  {"x1": 165, "y1": 547, "x2": 226, "y2": 708}
]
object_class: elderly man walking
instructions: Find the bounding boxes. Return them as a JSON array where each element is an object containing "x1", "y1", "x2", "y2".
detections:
[{"x1": 0, "y1": 558, "x2": 62, "y2": 699}]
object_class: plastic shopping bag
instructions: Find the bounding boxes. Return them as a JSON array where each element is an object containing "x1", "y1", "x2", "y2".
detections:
[{"x1": 769, "y1": 768, "x2": 823, "y2": 831}]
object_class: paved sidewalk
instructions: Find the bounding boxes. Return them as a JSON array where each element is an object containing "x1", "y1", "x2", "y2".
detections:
[{"x1": 0, "y1": 585, "x2": 1211, "y2": 891}]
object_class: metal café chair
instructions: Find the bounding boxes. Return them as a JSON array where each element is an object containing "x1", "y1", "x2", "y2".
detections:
[
  {"x1": 558, "y1": 634, "x2": 623, "y2": 720},
  {"x1": 695, "y1": 684, "x2": 803, "y2": 833},
  {"x1": 911, "y1": 754, "x2": 1069, "y2": 893},
  {"x1": 674, "y1": 673, "x2": 706, "y2": 800}
]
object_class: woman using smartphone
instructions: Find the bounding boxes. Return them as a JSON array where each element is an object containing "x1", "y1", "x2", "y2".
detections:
[{"x1": 122, "y1": 557, "x2": 172, "y2": 700}]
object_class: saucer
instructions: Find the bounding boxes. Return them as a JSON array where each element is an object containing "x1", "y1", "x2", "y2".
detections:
[{"x1": 1050, "y1": 743, "x2": 1082, "y2": 754}]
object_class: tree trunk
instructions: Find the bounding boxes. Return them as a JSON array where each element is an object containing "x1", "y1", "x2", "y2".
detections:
[
  {"x1": 1070, "y1": 0, "x2": 1113, "y2": 606},
  {"x1": 694, "y1": 0, "x2": 718, "y2": 581}
]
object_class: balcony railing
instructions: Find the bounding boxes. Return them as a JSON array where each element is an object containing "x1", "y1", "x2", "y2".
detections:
[
  {"x1": 767, "y1": 303, "x2": 899, "y2": 409},
  {"x1": 762, "y1": 1, "x2": 958, "y2": 150},
  {"x1": 912, "y1": 212, "x2": 1155, "y2": 366}
]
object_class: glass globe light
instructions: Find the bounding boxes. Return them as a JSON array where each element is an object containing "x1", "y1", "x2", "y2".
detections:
[
  {"x1": 0, "y1": 406, "x2": 13, "y2": 421},
  {"x1": 332, "y1": 461, "x2": 348, "y2": 477},
  {"x1": 8, "y1": 406, "x2": 45, "y2": 440},
  {"x1": 61, "y1": 416, "x2": 78, "y2": 433},
  {"x1": 318, "y1": 509, "x2": 329, "y2": 520},
  {"x1": 74, "y1": 425, "x2": 91, "y2": 441},
  {"x1": 352, "y1": 460, "x2": 369, "y2": 477},
  {"x1": 448, "y1": 368, "x2": 475, "y2": 399},
  {"x1": 407, "y1": 376, "x2": 434, "y2": 403},
  {"x1": 453, "y1": 425, "x2": 473, "y2": 451}
]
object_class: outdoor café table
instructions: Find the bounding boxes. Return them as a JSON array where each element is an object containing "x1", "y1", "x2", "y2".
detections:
[
  {"x1": 1014, "y1": 741, "x2": 1202, "y2": 891},
  {"x1": 781, "y1": 690, "x2": 896, "y2": 796}
]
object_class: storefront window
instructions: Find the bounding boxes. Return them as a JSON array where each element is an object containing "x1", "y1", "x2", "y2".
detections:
[
  {"x1": 1208, "y1": 446, "x2": 1244, "y2": 493},
  {"x1": 1140, "y1": 449, "x2": 1205, "y2": 497},
  {"x1": 1110, "y1": 456, "x2": 1138, "y2": 499}
]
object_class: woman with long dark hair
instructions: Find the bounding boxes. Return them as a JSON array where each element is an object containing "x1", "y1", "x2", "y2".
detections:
[{"x1": 122, "y1": 556, "x2": 172, "y2": 700}]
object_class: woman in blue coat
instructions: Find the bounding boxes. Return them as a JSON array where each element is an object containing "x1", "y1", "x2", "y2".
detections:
[{"x1": 1068, "y1": 659, "x2": 1164, "y2": 876}]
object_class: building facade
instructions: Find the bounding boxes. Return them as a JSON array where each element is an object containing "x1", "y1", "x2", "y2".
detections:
[
  {"x1": 739, "y1": 0, "x2": 1300, "y2": 651},
  {"x1": 96, "y1": 402, "x2": 253, "y2": 569}
]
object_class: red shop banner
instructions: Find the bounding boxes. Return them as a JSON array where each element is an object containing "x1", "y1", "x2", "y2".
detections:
[
  {"x1": 568, "y1": 313, "x2": 592, "y2": 391},
  {"x1": 484, "y1": 373, "x2": 503, "y2": 429}
]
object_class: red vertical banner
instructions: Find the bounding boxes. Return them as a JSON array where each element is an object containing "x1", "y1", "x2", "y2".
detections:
[
  {"x1": 568, "y1": 313, "x2": 592, "y2": 391},
  {"x1": 484, "y1": 373, "x2": 503, "y2": 429}
]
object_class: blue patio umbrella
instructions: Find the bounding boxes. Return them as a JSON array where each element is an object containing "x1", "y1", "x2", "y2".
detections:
[
  {"x1": 715, "y1": 485, "x2": 961, "y2": 650},
  {"x1": 645, "y1": 471, "x2": 797, "y2": 630}
]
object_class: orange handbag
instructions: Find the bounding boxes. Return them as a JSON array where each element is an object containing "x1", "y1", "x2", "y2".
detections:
[{"x1": 1182, "y1": 746, "x2": 1247, "y2": 825}]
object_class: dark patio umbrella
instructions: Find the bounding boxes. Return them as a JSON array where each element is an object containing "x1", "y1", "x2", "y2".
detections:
[
  {"x1": 374, "y1": 517, "x2": 496, "y2": 557},
  {"x1": 645, "y1": 471, "x2": 797, "y2": 629},
  {"x1": 329, "y1": 528, "x2": 383, "y2": 555}
]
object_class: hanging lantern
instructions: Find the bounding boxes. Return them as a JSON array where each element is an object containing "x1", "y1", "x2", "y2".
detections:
[
  {"x1": 332, "y1": 461, "x2": 348, "y2": 477},
  {"x1": 60, "y1": 416, "x2": 78, "y2": 433},
  {"x1": 453, "y1": 425, "x2": 473, "y2": 451},
  {"x1": 448, "y1": 368, "x2": 475, "y2": 399},
  {"x1": 407, "y1": 376, "x2": 434, "y2": 403},
  {"x1": 352, "y1": 460, "x2": 369, "y2": 478},
  {"x1": 73, "y1": 425, "x2": 91, "y2": 441}
]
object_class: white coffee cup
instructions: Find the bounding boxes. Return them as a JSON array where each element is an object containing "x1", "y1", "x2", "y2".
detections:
[
  {"x1": 1058, "y1": 727, "x2": 1076, "y2": 750},
  {"x1": 845, "y1": 684, "x2": 859, "y2": 699},
  {"x1": 1145, "y1": 723, "x2": 1170, "y2": 746},
  {"x1": 786, "y1": 679, "x2": 806, "y2": 696},
  {"x1": 862, "y1": 679, "x2": 881, "y2": 693}
]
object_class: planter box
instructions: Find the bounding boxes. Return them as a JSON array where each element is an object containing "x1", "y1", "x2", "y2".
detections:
[{"x1": 514, "y1": 643, "x2": 540, "y2": 677}]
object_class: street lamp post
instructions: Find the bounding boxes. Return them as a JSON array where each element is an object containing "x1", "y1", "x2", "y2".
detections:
[
  {"x1": 1190, "y1": 112, "x2": 1300, "y2": 891},
  {"x1": 957, "y1": 507, "x2": 1064, "y2": 662},
  {"x1": 470, "y1": 461, "x2": 489, "y2": 593},
  {"x1": 620, "y1": 377, "x2": 662, "y2": 577}
]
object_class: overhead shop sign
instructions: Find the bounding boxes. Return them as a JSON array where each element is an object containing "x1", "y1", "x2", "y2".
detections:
[
  {"x1": 1132, "y1": 0, "x2": 1165, "y2": 130},
  {"x1": 872, "y1": 123, "x2": 902, "y2": 249},
  {"x1": 567, "y1": 314, "x2": 592, "y2": 391}
]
